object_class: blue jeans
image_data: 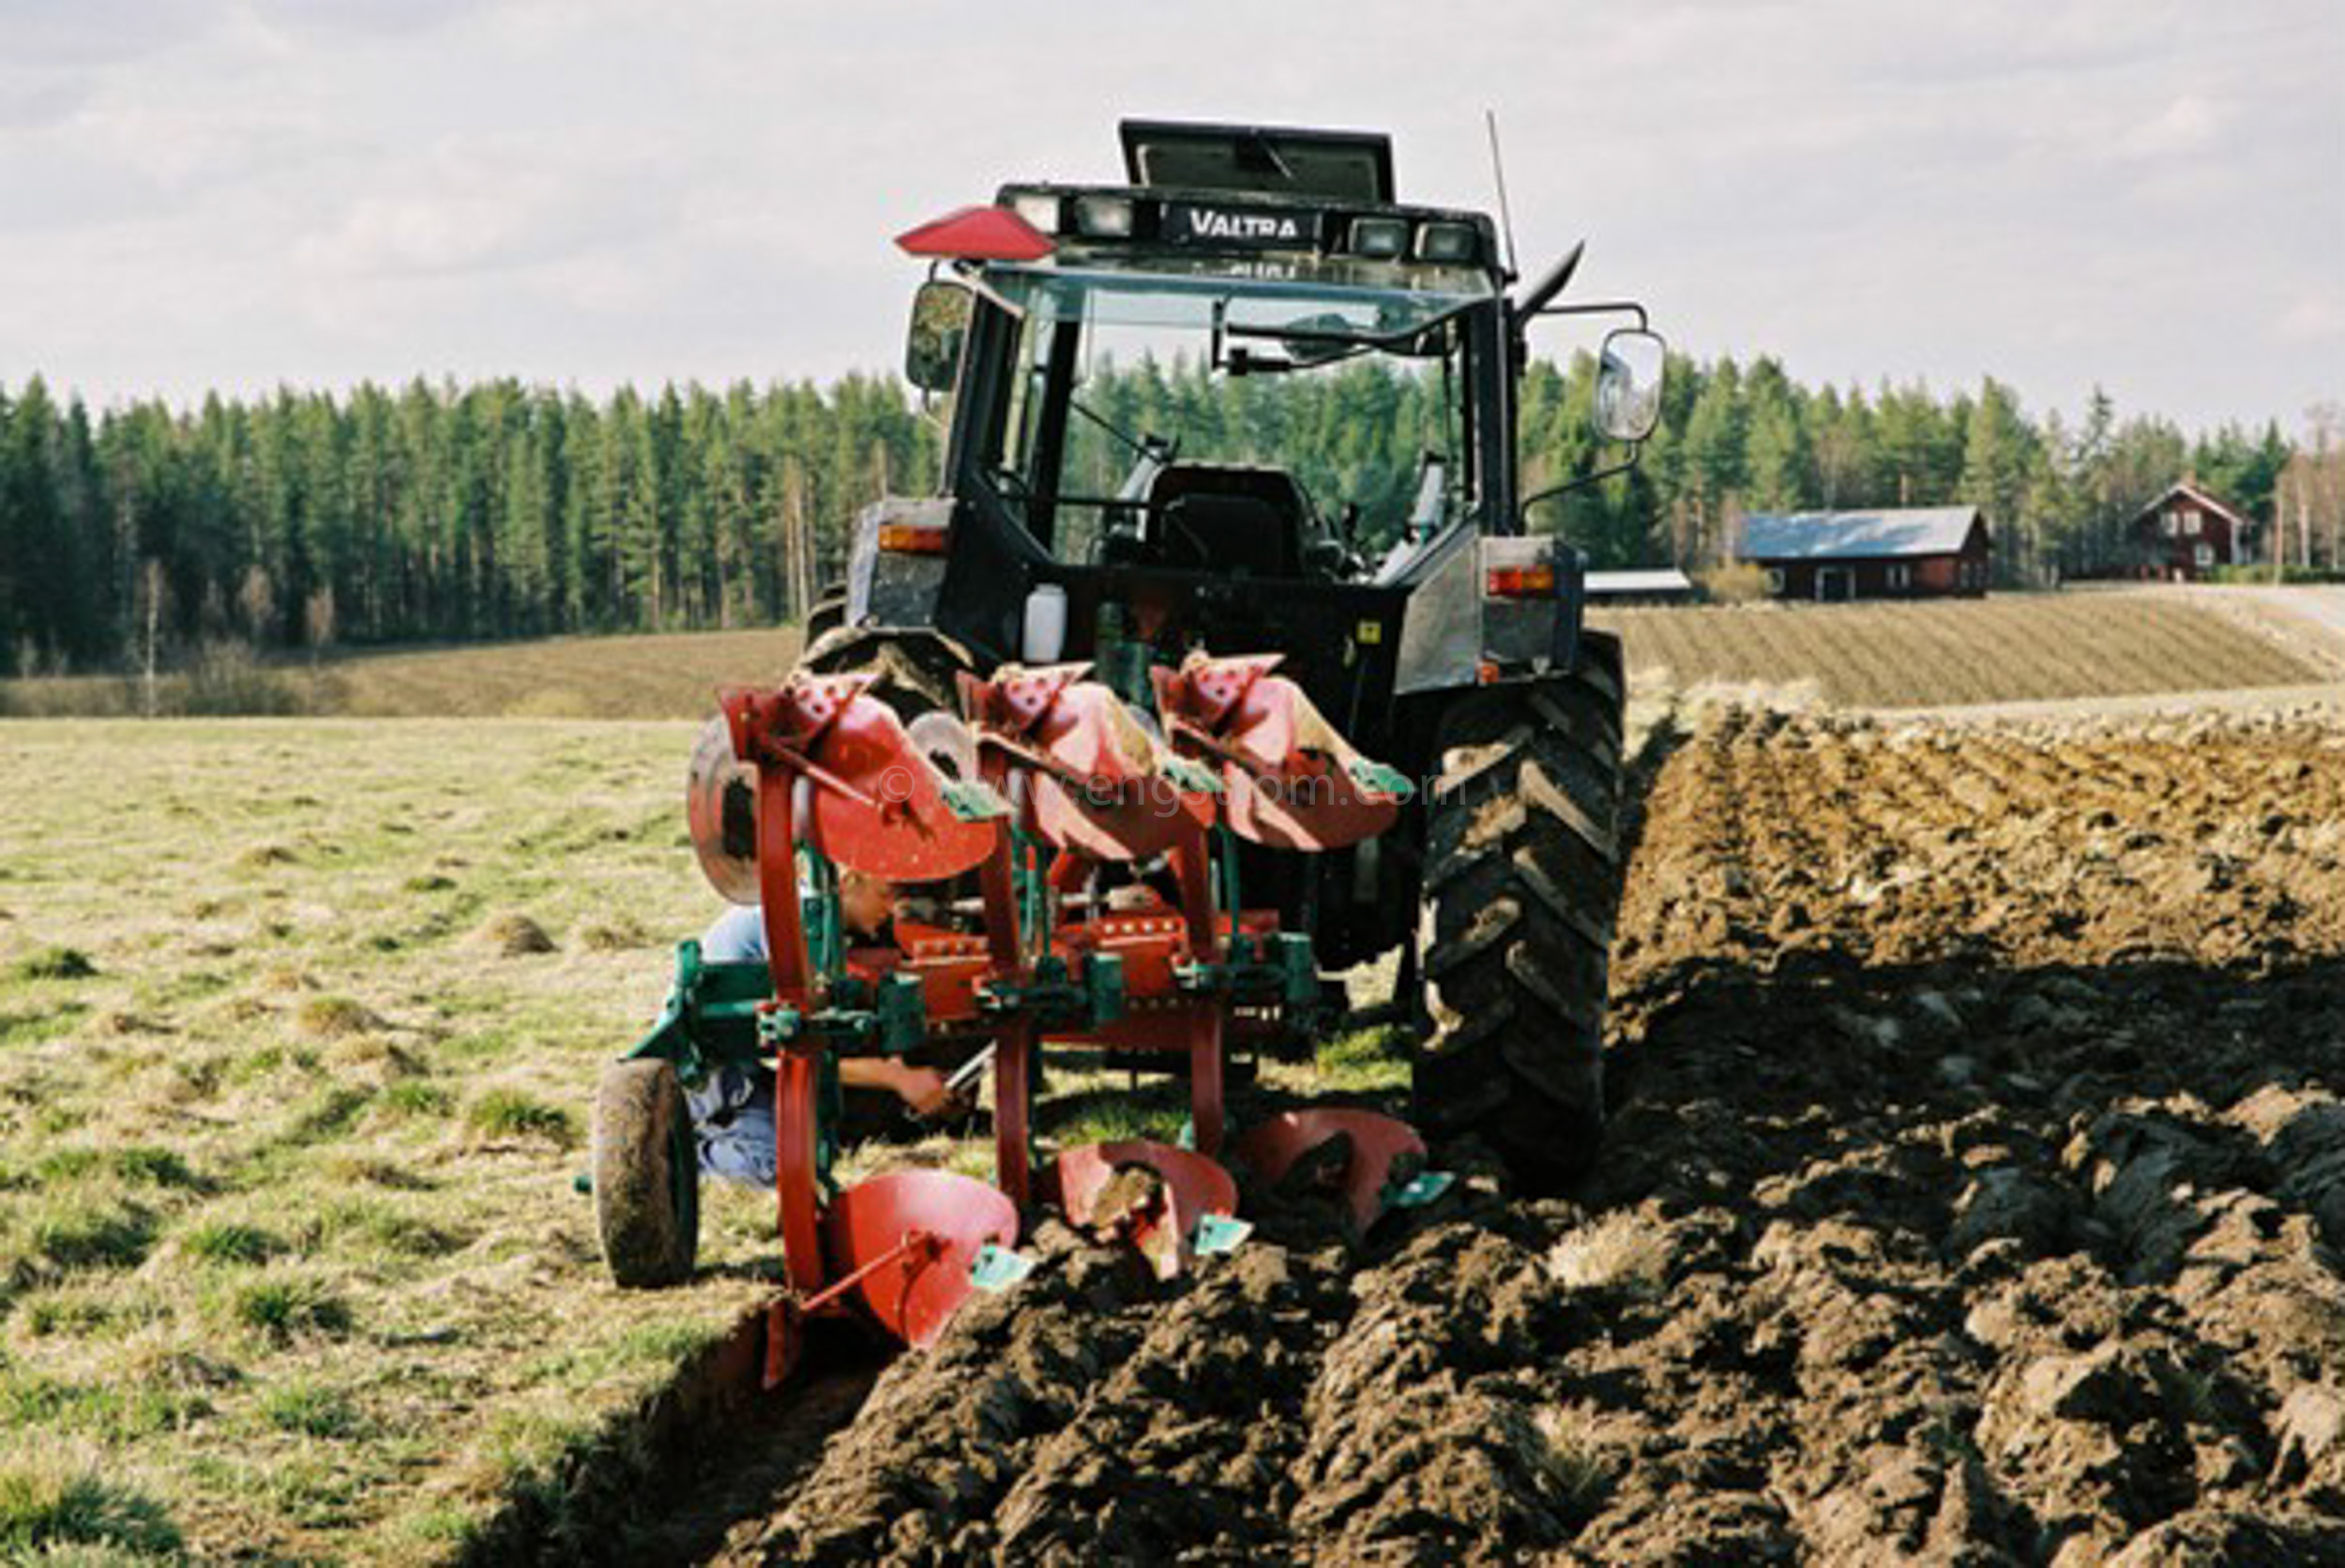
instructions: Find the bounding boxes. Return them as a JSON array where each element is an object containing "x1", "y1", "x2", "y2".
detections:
[{"x1": 689, "y1": 907, "x2": 777, "y2": 1187}]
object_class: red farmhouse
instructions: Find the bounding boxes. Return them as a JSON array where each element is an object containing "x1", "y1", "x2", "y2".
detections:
[{"x1": 2126, "y1": 480, "x2": 2255, "y2": 581}]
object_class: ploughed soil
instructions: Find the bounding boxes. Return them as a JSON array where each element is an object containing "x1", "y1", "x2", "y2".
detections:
[{"x1": 681, "y1": 707, "x2": 2345, "y2": 1565}]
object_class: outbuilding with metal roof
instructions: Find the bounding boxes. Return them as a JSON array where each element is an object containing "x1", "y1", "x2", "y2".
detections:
[{"x1": 1736, "y1": 505, "x2": 1991, "y2": 601}]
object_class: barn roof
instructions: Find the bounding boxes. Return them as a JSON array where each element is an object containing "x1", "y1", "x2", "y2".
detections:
[
  {"x1": 1738, "y1": 506, "x2": 1984, "y2": 562},
  {"x1": 1587, "y1": 568, "x2": 1695, "y2": 596}
]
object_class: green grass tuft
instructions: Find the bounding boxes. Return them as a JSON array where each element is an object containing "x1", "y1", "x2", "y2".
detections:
[
  {"x1": 376, "y1": 1080, "x2": 454, "y2": 1120},
  {"x1": 0, "y1": 1457, "x2": 182, "y2": 1559},
  {"x1": 26, "y1": 1200, "x2": 156, "y2": 1273},
  {"x1": 1316, "y1": 1024, "x2": 1411, "y2": 1093},
  {"x1": 464, "y1": 1088, "x2": 575, "y2": 1146},
  {"x1": 9, "y1": 945, "x2": 97, "y2": 981},
  {"x1": 232, "y1": 1277, "x2": 352, "y2": 1341},
  {"x1": 179, "y1": 1219, "x2": 283, "y2": 1266},
  {"x1": 260, "y1": 1380, "x2": 367, "y2": 1440},
  {"x1": 294, "y1": 995, "x2": 380, "y2": 1039}
]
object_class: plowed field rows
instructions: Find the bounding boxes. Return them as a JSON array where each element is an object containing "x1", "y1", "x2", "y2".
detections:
[
  {"x1": 1594, "y1": 596, "x2": 2331, "y2": 708},
  {"x1": 689, "y1": 708, "x2": 2345, "y2": 1564}
]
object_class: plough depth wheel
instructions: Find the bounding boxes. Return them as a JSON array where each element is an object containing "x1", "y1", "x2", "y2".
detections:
[{"x1": 593, "y1": 1059, "x2": 700, "y2": 1289}]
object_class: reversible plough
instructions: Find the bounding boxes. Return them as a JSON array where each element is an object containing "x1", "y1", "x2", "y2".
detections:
[{"x1": 606, "y1": 650, "x2": 1449, "y2": 1377}]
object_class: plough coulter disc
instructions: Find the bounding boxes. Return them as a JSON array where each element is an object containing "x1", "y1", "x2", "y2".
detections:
[
  {"x1": 823, "y1": 1170, "x2": 1021, "y2": 1348},
  {"x1": 1233, "y1": 1108, "x2": 1433, "y2": 1239},
  {"x1": 1048, "y1": 1139, "x2": 1242, "y2": 1280},
  {"x1": 685, "y1": 716, "x2": 760, "y2": 905}
]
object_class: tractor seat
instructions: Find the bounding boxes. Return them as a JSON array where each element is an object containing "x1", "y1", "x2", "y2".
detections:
[{"x1": 1145, "y1": 464, "x2": 1308, "y2": 578}]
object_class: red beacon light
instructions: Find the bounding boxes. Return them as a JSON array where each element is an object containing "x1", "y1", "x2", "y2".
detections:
[{"x1": 894, "y1": 205, "x2": 1055, "y2": 262}]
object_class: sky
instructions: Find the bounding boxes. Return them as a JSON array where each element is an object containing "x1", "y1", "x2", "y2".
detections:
[{"x1": 0, "y1": 0, "x2": 2337, "y2": 436}]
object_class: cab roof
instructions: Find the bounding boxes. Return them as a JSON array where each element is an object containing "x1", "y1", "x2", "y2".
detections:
[{"x1": 1118, "y1": 120, "x2": 1395, "y2": 204}]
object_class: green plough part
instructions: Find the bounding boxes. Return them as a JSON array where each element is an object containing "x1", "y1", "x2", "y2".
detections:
[
  {"x1": 1346, "y1": 756, "x2": 1415, "y2": 800},
  {"x1": 1160, "y1": 755, "x2": 1223, "y2": 795},
  {"x1": 970, "y1": 1244, "x2": 1036, "y2": 1293},
  {"x1": 1193, "y1": 1213, "x2": 1252, "y2": 1255},
  {"x1": 1387, "y1": 1170, "x2": 1455, "y2": 1209},
  {"x1": 942, "y1": 776, "x2": 1011, "y2": 822}
]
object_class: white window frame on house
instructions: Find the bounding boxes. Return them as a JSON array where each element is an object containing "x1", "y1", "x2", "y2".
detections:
[
  {"x1": 2194, "y1": 542, "x2": 2214, "y2": 569},
  {"x1": 1764, "y1": 567, "x2": 1785, "y2": 595},
  {"x1": 2182, "y1": 510, "x2": 2201, "y2": 536},
  {"x1": 1886, "y1": 564, "x2": 1912, "y2": 590},
  {"x1": 2163, "y1": 509, "x2": 2182, "y2": 536}
]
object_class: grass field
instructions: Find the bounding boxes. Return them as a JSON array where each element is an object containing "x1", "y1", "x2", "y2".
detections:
[
  {"x1": 1590, "y1": 591, "x2": 2333, "y2": 708},
  {"x1": 0, "y1": 716, "x2": 1400, "y2": 1561},
  {"x1": 0, "y1": 718, "x2": 779, "y2": 1560}
]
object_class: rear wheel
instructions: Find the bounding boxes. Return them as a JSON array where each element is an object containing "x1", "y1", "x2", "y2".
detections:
[
  {"x1": 594, "y1": 1059, "x2": 699, "y2": 1287},
  {"x1": 804, "y1": 580, "x2": 848, "y2": 642},
  {"x1": 1414, "y1": 630, "x2": 1625, "y2": 1192}
]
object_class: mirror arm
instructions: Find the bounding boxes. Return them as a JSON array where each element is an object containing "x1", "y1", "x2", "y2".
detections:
[
  {"x1": 1533, "y1": 299, "x2": 1649, "y2": 331},
  {"x1": 955, "y1": 267, "x2": 1029, "y2": 322},
  {"x1": 1520, "y1": 444, "x2": 1642, "y2": 515}
]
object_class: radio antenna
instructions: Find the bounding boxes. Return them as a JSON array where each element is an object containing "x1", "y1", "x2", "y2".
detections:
[{"x1": 1484, "y1": 108, "x2": 1520, "y2": 279}]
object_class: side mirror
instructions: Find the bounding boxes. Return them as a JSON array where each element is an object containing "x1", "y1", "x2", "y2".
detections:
[
  {"x1": 904, "y1": 280, "x2": 974, "y2": 394},
  {"x1": 1594, "y1": 327, "x2": 1665, "y2": 444}
]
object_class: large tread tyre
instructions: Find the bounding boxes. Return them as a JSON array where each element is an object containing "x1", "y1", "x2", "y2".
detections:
[
  {"x1": 803, "y1": 580, "x2": 848, "y2": 643},
  {"x1": 594, "y1": 1059, "x2": 699, "y2": 1288},
  {"x1": 795, "y1": 625, "x2": 977, "y2": 724},
  {"x1": 1414, "y1": 629, "x2": 1626, "y2": 1193}
]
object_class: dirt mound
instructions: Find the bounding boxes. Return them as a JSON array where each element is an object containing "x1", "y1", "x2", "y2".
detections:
[
  {"x1": 688, "y1": 709, "x2": 2345, "y2": 1563},
  {"x1": 471, "y1": 911, "x2": 556, "y2": 956}
]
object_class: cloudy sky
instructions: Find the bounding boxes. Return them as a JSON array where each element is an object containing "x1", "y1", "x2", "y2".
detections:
[{"x1": 2, "y1": 0, "x2": 2337, "y2": 434}]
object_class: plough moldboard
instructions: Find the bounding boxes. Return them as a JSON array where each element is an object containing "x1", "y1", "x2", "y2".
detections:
[{"x1": 601, "y1": 648, "x2": 1449, "y2": 1380}]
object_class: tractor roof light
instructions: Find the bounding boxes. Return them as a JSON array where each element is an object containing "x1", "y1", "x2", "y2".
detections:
[
  {"x1": 1072, "y1": 194, "x2": 1136, "y2": 238},
  {"x1": 1414, "y1": 220, "x2": 1477, "y2": 264},
  {"x1": 1348, "y1": 216, "x2": 1408, "y2": 259},
  {"x1": 1009, "y1": 191, "x2": 1064, "y2": 235},
  {"x1": 895, "y1": 205, "x2": 1056, "y2": 262}
]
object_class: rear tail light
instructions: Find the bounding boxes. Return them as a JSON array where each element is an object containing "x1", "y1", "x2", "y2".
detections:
[
  {"x1": 878, "y1": 523, "x2": 950, "y2": 556},
  {"x1": 1485, "y1": 564, "x2": 1557, "y2": 598}
]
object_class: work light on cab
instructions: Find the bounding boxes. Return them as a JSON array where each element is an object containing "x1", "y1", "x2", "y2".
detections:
[
  {"x1": 1347, "y1": 216, "x2": 1408, "y2": 258},
  {"x1": 1072, "y1": 194, "x2": 1136, "y2": 238}
]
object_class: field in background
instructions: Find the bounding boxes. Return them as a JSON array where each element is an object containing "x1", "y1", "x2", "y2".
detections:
[
  {"x1": 322, "y1": 627, "x2": 805, "y2": 720},
  {"x1": 8, "y1": 589, "x2": 2340, "y2": 725},
  {"x1": 0, "y1": 627, "x2": 806, "y2": 723},
  {"x1": 1592, "y1": 590, "x2": 2338, "y2": 708}
]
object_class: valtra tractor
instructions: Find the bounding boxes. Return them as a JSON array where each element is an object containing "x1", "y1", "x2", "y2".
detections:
[{"x1": 592, "y1": 121, "x2": 1665, "y2": 1369}]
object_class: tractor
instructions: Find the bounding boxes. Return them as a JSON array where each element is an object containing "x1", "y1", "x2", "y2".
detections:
[{"x1": 592, "y1": 121, "x2": 1663, "y2": 1370}]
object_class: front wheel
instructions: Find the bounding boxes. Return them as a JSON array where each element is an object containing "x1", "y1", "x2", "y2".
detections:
[
  {"x1": 594, "y1": 1059, "x2": 700, "y2": 1288},
  {"x1": 1413, "y1": 631, "x2": 1626, "y2": 1193}
]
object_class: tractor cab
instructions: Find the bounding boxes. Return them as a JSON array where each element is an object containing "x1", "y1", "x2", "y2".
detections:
[{"x1": 874, "y1": 123, "x2": 1660, "y2": 758}]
